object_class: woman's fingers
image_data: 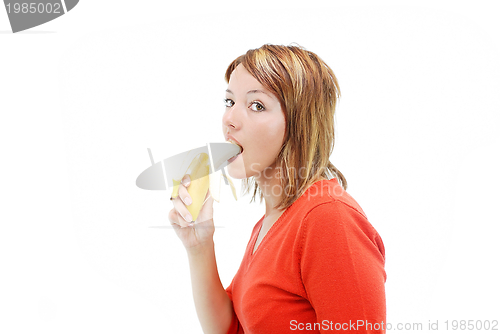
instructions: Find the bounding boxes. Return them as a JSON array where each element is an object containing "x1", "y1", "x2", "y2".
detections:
[
  {"x1": 174, "y1": 196, "x2": 193, "y2": 225},
  {"x1": 168, "y1": 208, "x2": 181, "y2": 228},
  {"x1": 182, "y1": 174, "x2": 190, "y2": 187},
  {"x1": 169, "y1": 174, "x2": 193, "y2": 228},
  {"x1": 179, "y1": 175, "x2": 193, "y2": 206},
  {"x1": 168, "y1": 206, "x2": 192, "y2": 228}
]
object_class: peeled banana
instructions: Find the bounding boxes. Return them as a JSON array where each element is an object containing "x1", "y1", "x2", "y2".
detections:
[{"x1": 170, "y1": 153, "x2": 237, "y2": 222}]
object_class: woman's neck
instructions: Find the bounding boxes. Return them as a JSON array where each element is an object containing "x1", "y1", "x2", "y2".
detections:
[
  {"x1": 254, "y1": 162, "x2": 284, "y2": 218},
  {"x1": 255, "y1": 163, "x2": 330, "y2": 217}
]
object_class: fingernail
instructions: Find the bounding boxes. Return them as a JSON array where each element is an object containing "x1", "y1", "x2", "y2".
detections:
[
  {"x1": 188, "y1": 223, "x2": 194, "y2": 227},
  {"x1": 184, "y1": 196, "x2": 192, "y2": 205},
  {"x1": 185, "y1": 213, "x2": 193, "y2": 222}
]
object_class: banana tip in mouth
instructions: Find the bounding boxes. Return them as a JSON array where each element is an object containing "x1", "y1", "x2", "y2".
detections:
[
  {"x1": 227, "y1": 140, "x2": 243, "y2": 158},
  {"x1": 231, "y1": 146, "x2": 243, "y2": 159}
]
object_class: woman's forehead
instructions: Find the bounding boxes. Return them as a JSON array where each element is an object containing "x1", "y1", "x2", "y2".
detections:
[{"x1": 227, "y1": 65, "x2": 270, "y2": 94}]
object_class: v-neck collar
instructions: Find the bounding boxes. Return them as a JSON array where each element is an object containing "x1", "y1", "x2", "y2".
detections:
[
  {"x1": 250, "y1": 210, "x2": 285, "y2": 256},
  {"x1": 247, "y1": 178, "x2": 334, "y2": 258}
]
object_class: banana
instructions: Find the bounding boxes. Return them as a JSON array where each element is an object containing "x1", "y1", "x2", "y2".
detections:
[
  {"x1": 136, "y1": 143, "x2": 241, "y2": 223},
  {"x1": 170, "y1": 152, "x2": 238, "y2": 222}
]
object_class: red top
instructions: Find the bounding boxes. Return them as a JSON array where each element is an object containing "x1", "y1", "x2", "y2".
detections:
[{"x1": 225, "y1": 178, "x2": 386, "y2": 333}]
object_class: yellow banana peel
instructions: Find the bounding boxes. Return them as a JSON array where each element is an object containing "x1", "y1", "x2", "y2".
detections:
[{"x1": 170, "y1": 152, "x2": 237, "y2": 222}]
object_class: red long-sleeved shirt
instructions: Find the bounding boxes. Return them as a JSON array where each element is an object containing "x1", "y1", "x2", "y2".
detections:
[{"x1": 225, "y1": 178, "x2": 386, "y2": 333}]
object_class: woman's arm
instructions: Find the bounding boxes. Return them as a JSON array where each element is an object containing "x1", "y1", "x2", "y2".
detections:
[
  {"x1": 186, "y1": 237, "x2": 234, "y2": 334},
  {"x1": 168, "y1": 174, "x2": 235, "y2": 334}
]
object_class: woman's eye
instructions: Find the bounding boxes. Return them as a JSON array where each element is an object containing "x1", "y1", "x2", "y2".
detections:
[
  {"x1": 250, "y1": 101, "x2": 265, "y2": 112},
  {"x1": 224, "y1": 98, "x2": 234, "y2": 108}
]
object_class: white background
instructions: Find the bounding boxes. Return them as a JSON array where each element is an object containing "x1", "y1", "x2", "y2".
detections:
[{"x1": 1, "y1": 1, "x2": 499, "y2": 333}]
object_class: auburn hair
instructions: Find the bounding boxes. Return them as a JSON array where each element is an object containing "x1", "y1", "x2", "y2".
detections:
[{"x1": 225, "y1": 44, "x2": 347, "y2": 211}]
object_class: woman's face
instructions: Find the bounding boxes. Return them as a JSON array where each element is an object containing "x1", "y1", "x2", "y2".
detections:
[{"x1": 222, "y1": 64, "x2": 286, "y2": 180}]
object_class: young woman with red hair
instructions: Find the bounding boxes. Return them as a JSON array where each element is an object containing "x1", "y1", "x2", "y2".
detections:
[{"x1": 169, "y1": 44, "x2": 386, "y2": 334}]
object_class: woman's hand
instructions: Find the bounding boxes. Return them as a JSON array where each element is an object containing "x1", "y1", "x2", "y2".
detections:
[{"x1": 168, "y1": 174, "x2": 215, "y2": 250}]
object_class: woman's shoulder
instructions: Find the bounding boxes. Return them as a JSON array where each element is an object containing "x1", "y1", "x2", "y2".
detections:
[
  {"x1": 294, "y1": 178, "x2": 367, "y2": 220},
  {"x1": 288, "y1": 178, "x2": 383, "y2": 246},
  {"x1": 269, "y1": 178, "x2": 385, "y2": 267}
]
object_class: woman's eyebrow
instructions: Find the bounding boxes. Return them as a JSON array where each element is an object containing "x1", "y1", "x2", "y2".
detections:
[
  {"x1": 225, "y1": 89, "x2": 273, "y2": 98},
  {"x1": 247, "y1": 89, "x2": 273, "y2": 98}
]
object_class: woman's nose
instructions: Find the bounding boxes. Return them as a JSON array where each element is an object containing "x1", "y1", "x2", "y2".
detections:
[{"x1": 222, "y1": 105, "x2": 240, "y2": 131}]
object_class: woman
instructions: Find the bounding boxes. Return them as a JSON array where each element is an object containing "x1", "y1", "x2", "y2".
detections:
[{"x1": 168, "y1": 44, "x2": 386, "y2": 334}]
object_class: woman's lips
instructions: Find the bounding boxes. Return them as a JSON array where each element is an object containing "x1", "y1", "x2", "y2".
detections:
[
  {"x1": 226, "y1": 137, "x2": 243, "y2": 160},
  {"x1": 228, "y1": 149, "x2": 242, "y2": 163},
  {"x1": 225, "y1": 136, "x2": 243, "y2": 151},
  {"x1": 228, "y1": 154, "x2": 238, "y2": 163}
]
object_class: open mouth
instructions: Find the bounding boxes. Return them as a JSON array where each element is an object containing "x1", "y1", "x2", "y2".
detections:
[
  {"x1": 227, "y1": 140, "x2": 243, "y2": 156},
  {"x1": 226, "y1": 139, "x2": 243, "y2": 160}
]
